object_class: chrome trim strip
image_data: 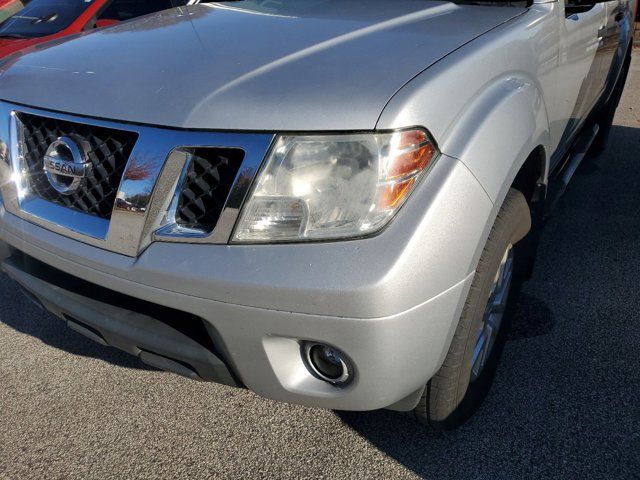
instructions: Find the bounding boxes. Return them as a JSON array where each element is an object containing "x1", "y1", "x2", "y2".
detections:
[
  {"x1": 154, "y1": 150, "x2": 197, "y2": 237},
  {"x1": 0, "y1": 102, "x2": 274, "y2": 257},
  {"x1": 152, "y1": 138, "x2": 271, "y2": 245},
  {"x1": 20, "y1": 197, "x2": 109, "y2": 240}
]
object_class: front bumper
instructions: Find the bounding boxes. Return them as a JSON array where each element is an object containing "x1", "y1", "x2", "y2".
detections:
[{"x1": 0, "y1": 154, "x2": 492, "y2": 411}]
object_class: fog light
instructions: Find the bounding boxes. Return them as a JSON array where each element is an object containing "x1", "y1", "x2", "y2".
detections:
[{"x1": 303, "y1": 342, "x2": 351, "y2": 385}]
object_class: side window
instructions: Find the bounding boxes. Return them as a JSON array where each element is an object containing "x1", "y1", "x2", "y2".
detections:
[
  {"x1": 564, "y1": 0, "x2": 598, "y2": 15},
  {"x1": 94, "y1": 0, "x2": 184, "y2": 28},
  {"x1": 98, "y1": 0, "x2": 137, "y2": 22},
  {"x1": 135, "y1": 0, "x2": 176, "y2": 16}
]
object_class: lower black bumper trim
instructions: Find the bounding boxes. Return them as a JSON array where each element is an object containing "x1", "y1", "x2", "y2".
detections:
[{"x1": 2, "y1": 253, "x2": 242, "y2": 388}]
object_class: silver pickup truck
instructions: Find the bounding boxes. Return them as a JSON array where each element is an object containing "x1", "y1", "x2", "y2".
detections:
[{"x1": 0, "y1": 0, "x2": 634, "y2": 430}]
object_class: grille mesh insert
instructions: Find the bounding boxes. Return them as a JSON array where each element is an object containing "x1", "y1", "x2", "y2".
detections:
[{"x1": 175, "y1": 148, "x2": 244, "y2": 232}]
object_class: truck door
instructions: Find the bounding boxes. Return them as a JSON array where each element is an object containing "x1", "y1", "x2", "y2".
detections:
[
  {"x1": 600, "y1": 0, "x2": 633, "y2": 97},
  {"x1": 553, "y1": 1, "x2": 607, "y2": 158}
]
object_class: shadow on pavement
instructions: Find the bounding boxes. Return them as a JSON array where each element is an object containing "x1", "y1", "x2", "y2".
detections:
[
  {"x1": 0, "y1": 274, "x2": 154, "y2": 371},
  {"x1": 338, "y1": 125, "x2": 640, "y2": 478}
]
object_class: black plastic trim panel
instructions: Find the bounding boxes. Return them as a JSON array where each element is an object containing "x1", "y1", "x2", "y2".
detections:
[{"x1": 2, "y1": 251, "x2": 242, "y2": 387}]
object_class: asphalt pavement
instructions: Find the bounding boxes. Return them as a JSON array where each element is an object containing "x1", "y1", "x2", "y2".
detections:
[{"x1": 1, "y1": 56, "x2": 639, "y2": 480}]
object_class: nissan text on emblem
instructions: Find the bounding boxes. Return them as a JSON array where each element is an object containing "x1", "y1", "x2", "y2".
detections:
[{"x1": 43, "y1": 136, "x2": 92, "y2": 195}]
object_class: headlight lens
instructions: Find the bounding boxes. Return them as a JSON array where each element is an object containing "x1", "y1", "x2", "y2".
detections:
[{"x1": 232, "y1": 129, "x2": 437, "y2": 243}]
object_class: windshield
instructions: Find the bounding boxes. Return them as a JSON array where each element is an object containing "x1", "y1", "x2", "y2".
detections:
[{"x1": 0, "y1": 0, "x2": 92, "y2": 39}]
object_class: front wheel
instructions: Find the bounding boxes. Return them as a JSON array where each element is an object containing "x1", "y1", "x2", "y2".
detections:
[{"x1": 411, "y1": 188, "x2": 532, "y2": 431}]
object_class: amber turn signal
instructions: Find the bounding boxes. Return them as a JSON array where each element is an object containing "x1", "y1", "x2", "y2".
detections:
[
  {"x1": 377, "y1": 129, "x2": 437, "y2": 210},
  {"x1": 387, "y1": 130, "x2": 436, "y2": 180}
]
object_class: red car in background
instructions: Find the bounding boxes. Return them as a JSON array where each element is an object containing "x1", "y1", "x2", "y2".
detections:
[{"x1": 0, "y1": 0, "x2": 193, "y2": 60}]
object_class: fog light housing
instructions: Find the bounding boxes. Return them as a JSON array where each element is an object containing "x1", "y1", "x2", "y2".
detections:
[{"x1": 303, "y1": 342, "x2": 351, "y2": 385}]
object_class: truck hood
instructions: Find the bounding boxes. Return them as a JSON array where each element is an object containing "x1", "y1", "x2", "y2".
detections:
[{"x1": 0, "y1": 1, "x2": 524, "y2": 131}]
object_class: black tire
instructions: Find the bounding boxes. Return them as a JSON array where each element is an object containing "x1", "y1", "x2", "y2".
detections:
[
  {"x1": 591, "y1": 54, "x2": 631, "y2": 156},
  {"x1": 411, "y1": 188, "x2": 531, "y2": 431}
]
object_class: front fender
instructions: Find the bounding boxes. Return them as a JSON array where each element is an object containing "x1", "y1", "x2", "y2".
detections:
[
  {"x1": 441, "y1": 75, "x2": 551, "y2": 206},
  {"x1": 377, "y1": 4, "x2": 557, "y2": 208},
  {"x1": 380, "y1": 73, "x2": 550, "y2": 207}
]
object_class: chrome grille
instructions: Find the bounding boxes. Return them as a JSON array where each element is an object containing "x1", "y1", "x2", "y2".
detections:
[
  {"x1": 18, "y1": 112, "x2": 138, "y2": 220},
  {"x1": 0, "y1": 102, "x2": 274, "y2": 256}
]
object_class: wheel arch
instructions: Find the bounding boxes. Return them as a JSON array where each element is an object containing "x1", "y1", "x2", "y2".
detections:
[
  {"x1": 511, "y1": 145, "x2": 547, "y2": 207},
  {"x1": 442, "y1": 74, "x2": 551, "y2": 208}
]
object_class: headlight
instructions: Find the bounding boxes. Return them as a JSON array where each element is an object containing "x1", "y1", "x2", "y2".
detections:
[{"x1": 232, "y1": 128, "x2": 437, "y2": 243}]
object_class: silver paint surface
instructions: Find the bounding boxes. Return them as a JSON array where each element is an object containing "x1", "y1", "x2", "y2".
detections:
[
  {"x1": 0, "y1": 0, "x2": 635, "y2": 410},
  {"x1": 0, "y1": 1, "x2": 524, "y2": 131}
]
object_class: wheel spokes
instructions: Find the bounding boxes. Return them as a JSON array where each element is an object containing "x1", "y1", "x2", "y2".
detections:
[{"x1": 470, "y1": 245, "x2": 514, "y2": 382}]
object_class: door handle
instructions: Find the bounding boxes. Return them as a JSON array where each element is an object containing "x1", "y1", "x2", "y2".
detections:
[{"x1": 597, "y1": 26, "x2": 606, "y2": 47}]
